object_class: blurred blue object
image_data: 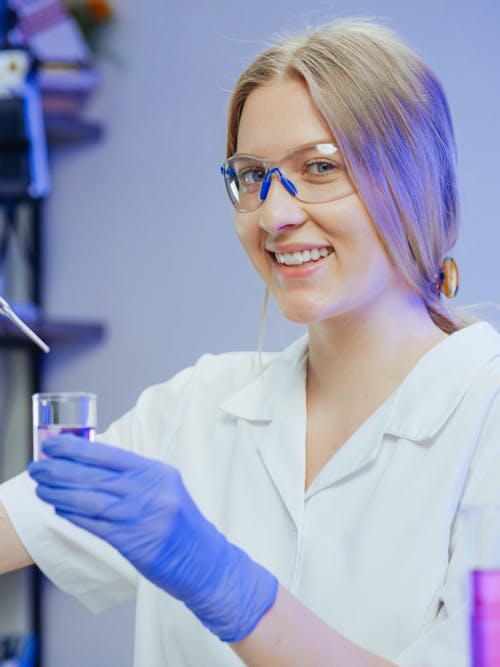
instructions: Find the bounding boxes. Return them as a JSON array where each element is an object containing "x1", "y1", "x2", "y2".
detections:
[
  {"x1": 7, "y1": 300, "x2": 39, "y2": 320},
  {"x1": 0, "y1": 634, "x2": 38, "y2": 667}
]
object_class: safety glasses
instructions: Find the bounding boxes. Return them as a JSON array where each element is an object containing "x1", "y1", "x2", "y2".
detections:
[{"x1": 220, "y1": 142, "x2": 354, "y2": 212}]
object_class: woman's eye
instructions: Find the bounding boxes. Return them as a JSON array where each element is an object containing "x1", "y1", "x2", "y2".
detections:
[
  {"x1": 239, "y1": 167, "x2": 265, "y2": 185},
  {"x1": 304, "y1": 160, "x2": 336, "y2": 176}
]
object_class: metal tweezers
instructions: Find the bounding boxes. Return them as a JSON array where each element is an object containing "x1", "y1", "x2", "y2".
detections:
[{"x1": 0, "y1": 296, "x2": 50, "y2": 353}]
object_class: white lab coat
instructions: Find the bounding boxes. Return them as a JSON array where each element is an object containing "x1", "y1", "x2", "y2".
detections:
[{"x1": 1, "y1": 321, "x2": 500, "y2": 667}]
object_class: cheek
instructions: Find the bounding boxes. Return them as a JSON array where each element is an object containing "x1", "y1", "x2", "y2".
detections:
[
  {"x1": 234, "y1": 216, "x2": 246, "y2": 245},
  {"x1": 234, "y1": 214, "x2": 259, "y2": 256},
  {"x1": 234, "y1": 215, "x2": 271, "y2": 282},
  {"x1": 328, "y1": 199, "x2": 389, "y2": 268}
]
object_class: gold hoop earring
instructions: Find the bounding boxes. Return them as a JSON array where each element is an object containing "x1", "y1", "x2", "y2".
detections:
[{"x1": 433, "y1": 257, "x2": 459, "y2": 299}]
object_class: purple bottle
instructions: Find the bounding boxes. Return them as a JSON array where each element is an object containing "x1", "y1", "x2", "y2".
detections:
[{"x1": 471, "y1": 570, "x2": 500, "y2": 667}]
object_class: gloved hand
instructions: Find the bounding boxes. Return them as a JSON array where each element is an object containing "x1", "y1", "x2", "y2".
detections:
[{"x1": 28, "y1": 435, "x2": 278, "y2": 642}]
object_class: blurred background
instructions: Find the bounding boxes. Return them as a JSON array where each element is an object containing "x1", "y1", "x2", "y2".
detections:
[{"x1": 0, "y1": 0, "x2": 499, "y2": 665}]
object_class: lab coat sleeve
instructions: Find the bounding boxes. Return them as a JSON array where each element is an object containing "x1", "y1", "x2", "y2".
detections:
[
  {"x1": 0, "y1": 471, "x2": 137, "y2": 613},
  {"x1": 0, "y1": 364, "x2": 196, "y2": 614},
  {"x1": 393, "y1": 380, "x2": 500, "y2": 667}
]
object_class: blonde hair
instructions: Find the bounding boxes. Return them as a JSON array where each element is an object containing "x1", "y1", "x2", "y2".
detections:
[{"x1": 227, "y1": 19, "x2": 466, "y2": 334}]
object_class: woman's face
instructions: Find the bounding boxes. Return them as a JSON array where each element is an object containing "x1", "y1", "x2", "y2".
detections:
[{"x1": 234, "y1": 77, "x2": 406, "y2": 325}]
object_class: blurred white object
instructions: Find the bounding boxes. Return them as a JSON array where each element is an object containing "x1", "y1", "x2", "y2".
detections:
[{"x1": 0, "y1": 50, "x2": 29, "y2": 97}]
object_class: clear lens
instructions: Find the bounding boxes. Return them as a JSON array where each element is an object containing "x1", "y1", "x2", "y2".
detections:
[{"x1": 222, "y1": 143, "x2": 354, "y2": 212}]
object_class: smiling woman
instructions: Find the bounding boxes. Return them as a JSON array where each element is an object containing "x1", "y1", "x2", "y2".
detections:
[
  {"x1": 0, "y1": 16, "x2": 499, "y2": 667},
  {"x1": 233, "y1": 76, "x2": 413, "y2": 327},
  {"x1": 227, "y1": 20, "x2": 460, "y2": 333}
]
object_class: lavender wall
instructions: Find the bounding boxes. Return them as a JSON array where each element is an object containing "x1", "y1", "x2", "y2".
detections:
[{"x1": 40, "y1": 1, "x2": 500, "y2": 665}]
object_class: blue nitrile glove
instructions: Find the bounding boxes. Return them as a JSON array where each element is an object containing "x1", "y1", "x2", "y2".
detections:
[{"x1": 28, "y1": 435, "x2": 278, "y2": 642}]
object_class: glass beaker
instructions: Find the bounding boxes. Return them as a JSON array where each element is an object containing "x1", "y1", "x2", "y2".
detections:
[{"x1": 32, "y1": 392, "x2": 97, "y2": 461}]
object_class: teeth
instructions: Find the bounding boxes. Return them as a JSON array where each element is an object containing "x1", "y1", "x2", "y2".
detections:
[{"x1": 275, "y1": 246, "x2": 333, "y2": 266}]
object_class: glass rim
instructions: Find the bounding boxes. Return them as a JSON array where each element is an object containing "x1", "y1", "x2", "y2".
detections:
[{"x1": 32, "y1": 391, "x2": 97, "y2": 401}]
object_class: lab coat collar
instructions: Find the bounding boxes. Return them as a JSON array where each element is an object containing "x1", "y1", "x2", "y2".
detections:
[
  {"x1": 386, "y1": 321, "x2": 500, "y2": 440},
  {"x1": 221, "y1": 321, "x2": 500, "y2": 442},
  {"x1": 220, "y1": 335, "x2": 308, "y2": 422}
]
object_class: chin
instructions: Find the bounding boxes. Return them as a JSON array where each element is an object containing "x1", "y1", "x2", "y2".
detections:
[{"x1": 276, "y1": 299, "x2": 325, "y2": 325}]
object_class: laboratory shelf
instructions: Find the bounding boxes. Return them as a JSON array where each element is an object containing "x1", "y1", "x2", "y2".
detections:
[
  {"x1": 45, "y1": 115, "x2": 104, "y2": 147},
  {"x1": 0, "y1": 317, "x2": 105, "y2": 348}
]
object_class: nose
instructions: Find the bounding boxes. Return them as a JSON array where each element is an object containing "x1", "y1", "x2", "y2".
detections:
[{"x1": 258, "y1": 170, "x2": 307, "y2": 233}]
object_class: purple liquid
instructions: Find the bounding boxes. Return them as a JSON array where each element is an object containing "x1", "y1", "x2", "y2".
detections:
[
  {"x1": 35, "y1": 426, "x2": 96, "y2": 461},
  {"x1": 471, "y1": 570, "x2": 500, "y2": 667}
]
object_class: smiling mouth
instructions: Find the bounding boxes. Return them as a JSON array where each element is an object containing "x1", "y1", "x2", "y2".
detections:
[{"x1": 272, "y1": 246, "x2": 333, "y2": 266}]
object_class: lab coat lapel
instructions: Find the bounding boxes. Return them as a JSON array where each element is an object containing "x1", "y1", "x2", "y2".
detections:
[
  {"x1": 256, "y1": 353, "x2": 307, "y2": 530},
  {"x1": 221, "y1": 337, "x2": 308, "y2": 529}
]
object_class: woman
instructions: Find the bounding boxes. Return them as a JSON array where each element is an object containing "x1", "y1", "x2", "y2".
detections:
[{"x1": 1, "y1": 18, "x2": 499, "y2": 667}]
